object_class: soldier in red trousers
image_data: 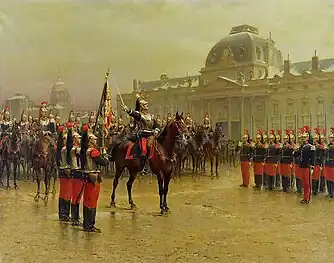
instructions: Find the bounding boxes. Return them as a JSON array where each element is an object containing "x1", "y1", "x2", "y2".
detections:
[
  {"x1": 238, "y1": 130, "x2": 252, "y2": 187},
  {"x1": 312, "y1": 128, "x2": 325, "y2": 196},
  {"x1": 324, "y1": 128, "x2": 334, "y2": 198},
  {"x1": 81, "y1": 126, "x2": 109, "y2": 233},
  {"x1": 56, "y1": 126, "x2": 71, "y2": 221},
  {"x1": 298, "y1": 126, "x2": 315, "y2": 204}
]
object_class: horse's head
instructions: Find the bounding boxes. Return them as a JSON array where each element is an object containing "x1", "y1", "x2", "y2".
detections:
[
  {"x1": 157, "y1": 111, "x2": 186, "y2": 144},
  {"x1": 169, "y1": 111, "x2": 186, "y2": 137}
]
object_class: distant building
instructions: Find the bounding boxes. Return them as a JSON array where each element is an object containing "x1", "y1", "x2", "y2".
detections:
[
  {"x1": 4, "y1": 93, "x2": 34, "y2": 121},
  {"x1": 49, "y1": 74, "x2": 73, "y2": 122},
  {"x1": 118, "y1": 24, "x2": 334, "y2": 141}
]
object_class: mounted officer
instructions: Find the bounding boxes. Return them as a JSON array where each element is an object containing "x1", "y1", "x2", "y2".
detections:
[
  {"x1": 121, "y1": 93, "x2": 160, "y2": 174},
  {"x1": 1, "y1": 106, "x2": 12, "y2": 134},
  {"x1": 39, "y1": 101, "x2": 50, "y2": 131}
]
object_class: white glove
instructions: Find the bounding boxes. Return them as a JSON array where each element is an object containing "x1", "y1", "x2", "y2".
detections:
[
  {"x1": 121, "y1": 104, "x2": 129, "y2": 112},
  {"x1": 154, "y1": 128, "x2": 160, "y2": 135}
]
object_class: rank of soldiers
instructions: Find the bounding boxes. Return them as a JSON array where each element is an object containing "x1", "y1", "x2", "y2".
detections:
[{"x1": 237, "y1": 127, "x2": 334, "y2": 205}]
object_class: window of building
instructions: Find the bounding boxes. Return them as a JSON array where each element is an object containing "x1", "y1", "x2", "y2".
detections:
[{"x1": 272, "y1": 102, "x2": 278, "y2": 118}]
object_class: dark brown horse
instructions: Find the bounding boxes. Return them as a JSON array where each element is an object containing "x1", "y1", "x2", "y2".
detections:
[
  {"x1": 203, "y1": 126, "x2": 224, "y2": 176},
  {"x1": 187, "y1": 125, "x2": 206, "y2": 173},
  {"x1": 1, "y1": 123, "x2": 21, "y2": 189},
  {"x1": 31, "y1": 131, "x2": 56, "y2": 202},
  {"x1": 110, "y1": 112, "x2": 186, "y2": 214}
]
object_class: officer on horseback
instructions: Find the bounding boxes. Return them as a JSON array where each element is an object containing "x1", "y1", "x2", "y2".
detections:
[
  {"x1": 121, "y1": 93, "x2": 160, "y2": 174},
  {"x1": 1, "y1": 106, "x2": 13, "y2": 135}
]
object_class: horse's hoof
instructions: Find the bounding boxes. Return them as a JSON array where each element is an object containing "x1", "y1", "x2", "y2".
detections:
[
  {"x1": 110, "y1": 201, "x2": 116, "y2": 208},
  {"x1": 14, "y1": 185, "x2": 19, "y2": 190},
  {"x1": 164, "y1": 207, "x2": 171, "y2": 213},
  {"x1": 34, "y1": 195, "x2": 40, "y2": 202},
  {"x1": 130, "y1": 203, "x2": 137, "y2": 210},
  {"x1": 44, "y1": 196, "x2": 49, "y2": 202}
]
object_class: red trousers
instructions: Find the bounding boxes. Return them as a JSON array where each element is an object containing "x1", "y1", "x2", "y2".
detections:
[
  {"x1": 253, "y1": 162, "x2": 263, "y2": 175},
  {"x1": 240, "y1": 161, "x2": 250, "y2": 186},
  {"x1": 294, "y1": 164, "x2": 301, "y2": 178},
  {"x1": 59, "y1": 178, "x2": 72, "y2": 201},
  {"x1": 71, "y1": 178, "x2": 85, "y2": 205},
  {"x1": 324, "y1": 166, "x2": 334, "y2": 181},
  {"x1": 312, "y1": 165, "x2": 321, "y2": 180},
  {"x1": 83, "y1": 182, "x2": 101, "y2": 209},
  {"x1": 300, "y1": 167, "x2": 311, "y2": 201},
  {"x1": 280, "y1": 163, "x2": 291, "y2": 177},
  {"x1": 264, "y1": 163, "x2": 276, "y2": 176}
]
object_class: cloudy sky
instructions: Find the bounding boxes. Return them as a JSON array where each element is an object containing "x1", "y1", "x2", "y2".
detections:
[{"x1": 0, "y1": 0, "x2": 333, "y2": 107}]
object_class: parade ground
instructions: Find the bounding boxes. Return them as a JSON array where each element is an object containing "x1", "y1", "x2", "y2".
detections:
[{"x1": 0, "y1": 167, "x2": 333, "y2": 263}]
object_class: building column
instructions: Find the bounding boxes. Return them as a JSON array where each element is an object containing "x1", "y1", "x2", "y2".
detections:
[
  {"x1": 228, "y1": 98, "x2": 232, "y2": 139},
  {"x1": 265, "y1": 96, "x2": 270, "y2": 132}
]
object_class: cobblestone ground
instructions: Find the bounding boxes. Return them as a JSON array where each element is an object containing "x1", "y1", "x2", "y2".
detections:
[{"x1": 0, "y1": 166, "x2": 333, "y2": 263}]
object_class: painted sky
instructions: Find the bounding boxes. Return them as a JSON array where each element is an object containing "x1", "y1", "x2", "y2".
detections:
[{"x1": 0, "y1": 0, "x2": 333, "y2": 107}]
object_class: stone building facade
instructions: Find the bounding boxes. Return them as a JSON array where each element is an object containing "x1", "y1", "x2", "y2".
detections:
[
  {"x1": 5, "y1": 93, "x2": 35, "y2": 121},
  {"x1": 118, "y1": 24, "x2": 334, "y2": 141}
]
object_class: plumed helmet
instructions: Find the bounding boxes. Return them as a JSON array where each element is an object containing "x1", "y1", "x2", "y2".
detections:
[
  {"x1": 302, "y1": 126, "x2": 310, "y2": 139},
  {"x1": 313, "y1": 128, "x2": 320, "y2": 141},
  {"x1": 329, "y1": 127, "x2": 334, "y2": 139},
  {"x1": 269, "y1": 130, "x2": 275, "y2": 140},
  {"x1": 243, "y1": 129, "x2": 249, "y2": 140},
  {"x1": 256, "y1": 129, "x2": 262, "y2": 139},
  {"x1": 283, "y1": 130, "x2": 289, "y2": 139},
  {"x1": 276, "y1": 130, "x2": 281, "y2": 141}
]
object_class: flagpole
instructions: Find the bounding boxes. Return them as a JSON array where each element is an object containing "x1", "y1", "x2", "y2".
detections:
[{"x1": 93, "y1": 69, "x2": 110, "y2": 134}]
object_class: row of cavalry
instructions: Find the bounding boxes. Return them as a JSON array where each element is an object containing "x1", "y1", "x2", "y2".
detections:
[{"x1": 0, "y1": 113, "x2": 239, "y2": 212}]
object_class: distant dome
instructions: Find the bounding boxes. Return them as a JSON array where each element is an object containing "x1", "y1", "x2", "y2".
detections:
[
  {"x1": 49, "y1": 74, "x2": 72, "y2": 108},
  {"x1": 205, "y1": 24, "x2": 282, "y2": 68}
]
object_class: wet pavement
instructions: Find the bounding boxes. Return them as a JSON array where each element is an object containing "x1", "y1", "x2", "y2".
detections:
[{"x1": 0, "y1": 166, "x2": 333, "y2": 263}]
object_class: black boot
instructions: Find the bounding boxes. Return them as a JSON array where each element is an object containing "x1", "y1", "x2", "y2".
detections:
[
  {"x1": 320, "y1": 176, "x2": 326, "y2": 192},
  {"x1": 58, "y1": 198, "x2": 70, "y2": 221},
  {"x1": 83, "y1": 206, "x2": 101, "y2": 233},
  {"x1": 139, "y1": 156, "x2": 148, "y2": 175},
  {"x1": 71, "y1": 203, "x2": 81, "y2": 226},
  {"x1": 262, "y1": 173, "x2": 268, "y2": 188},
  {"x1": 252, "y1": 174, "x2": 262, "y2": 189},
  {"x1": 267, "y1": 176, "x2": 274, "y2": 191},
  {"x1": 275, "y1": 173, "x2": 281, "y2": 188},
  {"x1": 330, "y1": 181, "x2": 334, "y2": 198},
  {"x1": 312, "y1": 180, "x2": 319, "y2": 196},
  {"x1": 326, "y1": 180, "x2": 333, "y2": 198},
  {"x1": 282, "y1": 176, "x2": 288, "y2": 192}
]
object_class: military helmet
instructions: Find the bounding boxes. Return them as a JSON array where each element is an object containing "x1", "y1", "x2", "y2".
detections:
[
  {"x1": 329, "y1": 127, "x2": 334, "y2": 139},
  {"x1": 283, "y1": 130, "x2": 289, "y2": 140},
  {"x1": 269, "y1": 130, "x2": 275, "y2": 140},
  {"x1": 243, "y1": 129, "x2": 249, "y2": 140},
  {"x1": 256, "y1": 129, "x2": 262, "y2": 139}
]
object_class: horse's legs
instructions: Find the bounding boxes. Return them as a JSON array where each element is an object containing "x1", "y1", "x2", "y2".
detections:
[
  {"x1": 162, "y1": 174, "x2": 171, "y2": 213},
  {"x1": 5, "y1": 163, "x2": 10, "y2": 189},
  {"x1": 52, "y1": 171, "x2": 57, "y2": 195},
  {"x1": 215, "y1": 155, "x2": 219, "y2": 176},
  {"x1": 191, "y1": 155, "x2": 195, "y2": 172},
  {"x1": 34, "y1": 169, "x2": 41, "y2": 201},
  {"x1": 44, "y1": 168, "x2": 50, "y2": 202},
  {"x1": 158, "y1": 173, "x2": 164, "y2": 212},
  {"x1": 110, "y1": 165, "x2": 124, "y2": 207},
  {"x1": 126, "y1": 170, "x2": 137, "y2": 209},
  {"x1": 13, "y1": 161, "x2": 19, "y2": 189}
]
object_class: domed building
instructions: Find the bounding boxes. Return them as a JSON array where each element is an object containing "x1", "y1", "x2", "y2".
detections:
[
  {"x1": 118, "y1": 24, "x2": 334, "y2": 140},
  {"x1": 201, "y1": 24, "x2": 282, "y2": 83},
  {"x1": 49, "y1": 74, "x2": 72, "y2": 121}
]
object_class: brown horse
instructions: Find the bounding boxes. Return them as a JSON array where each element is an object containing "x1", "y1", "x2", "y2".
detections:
[
  {"x1": 1, "y1": 123, "x2": 21, "y2": 189},
  {"x1": 110, "y1": 112, "x2": 186, "y2": 214},
  {"x1": 31, "y1": 131, "x2": 56, "y2": 202}
]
